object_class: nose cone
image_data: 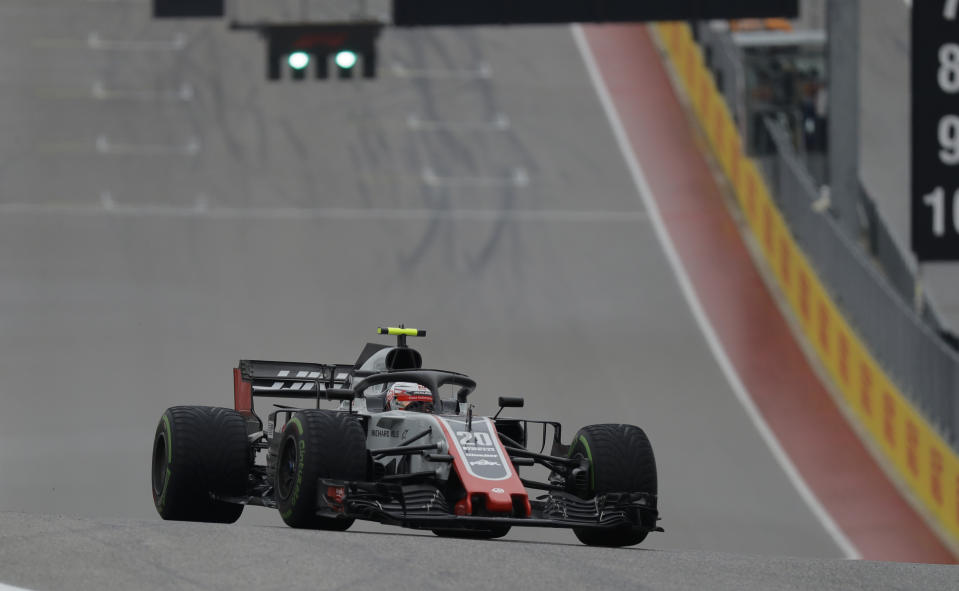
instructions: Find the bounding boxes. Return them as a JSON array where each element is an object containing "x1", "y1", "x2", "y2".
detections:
[{"x1": 485, "y1": 488, "x2": 514, "y2": 513}]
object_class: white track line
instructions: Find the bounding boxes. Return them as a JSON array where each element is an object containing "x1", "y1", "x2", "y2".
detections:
[
  {"x1": 391, "y1": 62, "x2": 492, "y2": 79},
  {"x1": 95, "y1": 135, "x2": 200, "y2": 156},
  {"x1": 571, "y1": 24, "x2": 861, "y2": 560},
  {"x1": 0, "y1": 202, "x2": 646, "y2": 223},
  {"x1": 407, "y1": 113, "x2": 510, "y2": 131},
  {"x1": 421, "y1": 167, "x2": 529, "y2": 188},
  {"x1": 0, "y1": 582, "x2": 35, "y2": 591},
  {"x1": 92, "y1": 81, "x2": 194, "y2": 102},
  {"x1": 87, "y1": 32, "x2": 187, "y2": 51}
]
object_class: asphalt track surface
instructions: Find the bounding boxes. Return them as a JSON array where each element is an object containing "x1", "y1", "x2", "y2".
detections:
[
  {"x1": 0, "y1": 2, "x2": 952, "y2": 589},
  {"x1": 2, "y1": 512, "x2": 958, "y2": 591}
]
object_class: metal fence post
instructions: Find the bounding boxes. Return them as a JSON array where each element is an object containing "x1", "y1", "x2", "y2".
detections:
[{"x1": 826, "y1": 0, "x2": 862, "y2": 238}]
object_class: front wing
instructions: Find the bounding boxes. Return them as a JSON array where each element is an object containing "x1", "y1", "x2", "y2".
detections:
[{"x1": 316, "y1": 480, "x2": 662, "y2": 532}]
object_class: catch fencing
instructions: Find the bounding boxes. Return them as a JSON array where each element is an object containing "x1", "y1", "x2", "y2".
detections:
[
  {"x1": 693, "y1": 22, "x2": 959, "y2": 447},
  {"x1": 762, "y1": 118, "x2": 959, "y2": 444},
  {"x1": 654, "y1": 20, "x2": 959, "y2": 543},
  {"x1": 696, "y1": 22, "x2": 949, "y2": 333}
]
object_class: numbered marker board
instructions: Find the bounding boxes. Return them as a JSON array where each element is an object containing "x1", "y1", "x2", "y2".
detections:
[{"x1": 913, "y1": 0, "x2": 959, "y2": 260}]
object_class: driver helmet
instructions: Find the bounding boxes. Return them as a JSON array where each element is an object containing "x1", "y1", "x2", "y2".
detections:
[{"x1": 386, "y1": 382, "x2": 433, "y2": 413}]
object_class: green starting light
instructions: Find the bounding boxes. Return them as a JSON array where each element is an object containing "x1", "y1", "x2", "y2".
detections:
[
  {"x1": 334, "y1": 50, "x2": 358, "y2": 70},
  {"x1": 287, "y1": 51, "x2": 310, "y2": 70}
]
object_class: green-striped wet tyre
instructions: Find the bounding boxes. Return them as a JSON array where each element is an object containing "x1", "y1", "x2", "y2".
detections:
[
  {"x1": 275, "y1": 410, "x2": 367, "y2": 530},
  {"x1": 151, "y1": 406, "x2": 250, "y2": 523},
  {"x1": 568, "y1": 424, "x2": 657, "y2": 547}
]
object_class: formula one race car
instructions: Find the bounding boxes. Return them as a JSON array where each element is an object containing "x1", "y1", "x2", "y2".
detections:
[{"x1": 151, "y1": 327, "x2": 662, "y2": 546}]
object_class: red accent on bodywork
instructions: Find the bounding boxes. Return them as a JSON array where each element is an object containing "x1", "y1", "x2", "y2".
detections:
[
  {"x1": 435, "y1": 419, "x2": 531, "y2": 517},
  {"x1": 233, "y1": 368, "x2": 253, "y2": 416}
]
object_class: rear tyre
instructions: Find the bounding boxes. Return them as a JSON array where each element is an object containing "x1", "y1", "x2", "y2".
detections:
[
  {"x1": 568, "y1": 424, "x2": 657, "y2": 547},
  {"x1": 431, "y1": 526, "x2": 511, "y2": 540},
  {"x1": 151, "y1": 406, "x2": 249, "y2": 523},
  {"x1": 276, "y1": 410, "x2": 367, "y2": 530}
]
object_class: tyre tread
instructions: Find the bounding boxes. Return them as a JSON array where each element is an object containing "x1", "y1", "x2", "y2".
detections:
[
  {"x1": 276, "y1": 409, "x2": 367, "y2": 530},
  {"x1": 152, "y1": 406, "x2": 249, "y2": 523}
]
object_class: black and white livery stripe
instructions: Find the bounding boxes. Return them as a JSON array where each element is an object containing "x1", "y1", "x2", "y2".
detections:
[{"x1": 438, "y1": 417, "x2": 512, "y2": 481}]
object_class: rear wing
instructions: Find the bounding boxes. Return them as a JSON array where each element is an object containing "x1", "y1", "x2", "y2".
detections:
[{"x1": 233, "y1": 359, "x2": 353, "y2": 416}]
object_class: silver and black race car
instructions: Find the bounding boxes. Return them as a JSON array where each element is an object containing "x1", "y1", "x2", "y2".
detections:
[{"x1": 151, "y1": 327, "x2": 662, "y2": 546}]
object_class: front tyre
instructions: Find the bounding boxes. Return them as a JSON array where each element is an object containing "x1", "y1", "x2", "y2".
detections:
[
  {"x1": 151, "y1": 406, "x2": 249, "y2": 523},
  {"x1": 275, "y1": 410, "x2": 367, "y2": 530},
  {"x1": 568, "y1": 424, "x2": 657, "y2": 547}
]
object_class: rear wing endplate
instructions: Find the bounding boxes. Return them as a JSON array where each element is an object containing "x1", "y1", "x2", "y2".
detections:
[{"x1": 234, "y1": 359, "x2": 353, "y2": 416}]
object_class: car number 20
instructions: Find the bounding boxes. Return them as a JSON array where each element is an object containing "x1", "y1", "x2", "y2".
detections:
[{"x1": 457, "y1": 431, "x2": 494, "y2": 446}]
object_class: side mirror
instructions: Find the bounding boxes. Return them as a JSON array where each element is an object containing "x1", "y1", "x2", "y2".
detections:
[
  {"x1": 324, "y1": 388, "x2": 356, "y2": 401},
  {"x1": 497, "y1": 396, "x2": 524, "y2": 408}
]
